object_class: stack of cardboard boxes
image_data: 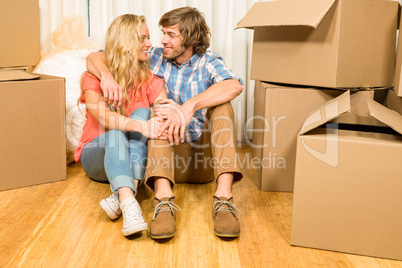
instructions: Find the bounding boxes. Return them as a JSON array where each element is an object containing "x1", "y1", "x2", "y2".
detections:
[
  {"x1": 237, "y1": 0, "x2": 402, "y2": 261},
  {"x1": 0, "y1": 0, "x2": 66, "y2": 191}
]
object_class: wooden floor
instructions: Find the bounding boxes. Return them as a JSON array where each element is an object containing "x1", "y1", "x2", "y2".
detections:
[{"x1": 0, "y1": 145, "x2": 401, "y2": 267}]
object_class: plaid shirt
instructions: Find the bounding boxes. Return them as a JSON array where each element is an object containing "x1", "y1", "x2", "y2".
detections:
[{"x1": 149, "y1": 47, "x2": 243, "y2": 142}]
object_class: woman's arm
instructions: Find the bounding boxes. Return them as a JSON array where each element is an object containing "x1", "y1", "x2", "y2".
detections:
[
  {"x1": 153, "y1": 84, "x2": 168, "y2": 105},
  {"x1": 84, "y1": 90, "x2": 165, "y2": 139}
]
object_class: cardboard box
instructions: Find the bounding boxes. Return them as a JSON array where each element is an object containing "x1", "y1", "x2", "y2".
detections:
[
  {"x1": 236, "y1": 0, "x2": 398, "y2": 88},
  {"x1": 291, "y1": 91, "x2": 402, "y2": 260},
  {"x1": 385, "y1": 89, "x2": 402, "y2": 115},
  {"x1": 250, "y1": 81, "x2": 387, "y2": 191},
  {"x1": 0, "y1": 0, "x2": 41, "y2": 67},
  {"x1": 0, "y1": 70, "x2": 66, "y2": 191},
  {"x1": 1, "y1": 66, "x2": 36, "y2": 73},
  {"x1": 393, "y1": 14, "x2": 402, "y2": 96}
]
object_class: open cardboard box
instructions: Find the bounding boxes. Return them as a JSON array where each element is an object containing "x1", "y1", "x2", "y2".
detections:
[
  {"x1": 0, "y1": 70, "x2": 66, "y2": 191},
  {"x1": 0, "y1": 0, "x2": 40, "y2": 68},
  {"x1": 291, "y1": 90, "x2": 402, "y2": 260},
  {"x1": 251, "y1": 81, "x2": 387, "y2": 191},
  {"x1": 236, "y1": 0, "x2": 398, "y2": 88}
]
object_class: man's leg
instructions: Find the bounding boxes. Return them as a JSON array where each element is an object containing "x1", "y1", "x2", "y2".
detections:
[
  {"x1": 194, "y1": 102, "x2": 243, "y2": 238},
  {"x1": 154, "y1": 177, "x2": 174, "y2": 199},
  {"x1": 214, "y1": 173, "x2": 234, "y2": 198},
  {"x1": 149, "y1": 181, "x2": 179, "y2": 239},
  {"x1": 144, "y1": 138, "x2": 182, "y2": 239}
]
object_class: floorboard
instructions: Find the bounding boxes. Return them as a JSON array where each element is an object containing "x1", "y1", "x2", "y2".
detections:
[{"x1": 0, "y1": 145, "x2": 401, "y2": 267}]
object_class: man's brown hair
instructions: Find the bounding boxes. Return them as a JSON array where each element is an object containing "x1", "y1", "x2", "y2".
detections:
[{"x1": 159, "y1": 7, "x2": 211, "y2": 55}]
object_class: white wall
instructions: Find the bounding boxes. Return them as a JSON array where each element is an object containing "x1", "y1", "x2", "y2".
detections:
[{"x1": 38, "y1": 0, "x2": 271, "y2": 141}]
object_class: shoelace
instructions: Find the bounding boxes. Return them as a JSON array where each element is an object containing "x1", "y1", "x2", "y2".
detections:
[
  {"x1": 213, "y1": 200, "x2": 242, "y2": 219},
  {"x1": 122, "y1": 199, "x2": 143, "y2": 225},
  {"x1": 152, "y1": 201, "x2": 181, "y2": 220}
]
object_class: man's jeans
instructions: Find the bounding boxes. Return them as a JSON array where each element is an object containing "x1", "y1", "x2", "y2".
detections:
[{"x1": 80, "y1": 108, "x2": 150, "y2": 196}]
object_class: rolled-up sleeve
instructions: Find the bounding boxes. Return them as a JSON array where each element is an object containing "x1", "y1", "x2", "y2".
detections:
[{"x1": 205, "y1": 53, "x2": 244, "y2": 86}]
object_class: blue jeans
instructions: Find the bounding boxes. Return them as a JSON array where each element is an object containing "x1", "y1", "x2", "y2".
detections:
[{"x1": 80, "y1": 108, "x2": 150, "y2": 196}]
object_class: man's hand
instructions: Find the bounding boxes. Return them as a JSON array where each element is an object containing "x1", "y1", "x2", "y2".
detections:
[
  {"x1": 154, "y1": 99, "x2": 180, "y2": 119},
  {"x1": 86, "y1": 51, "x2": 124, "y2": 110},
  {"x1": 100, "y1": 72, "x2": 123, "y2": 110},
  {"x1": 155, "y1": 99, "x2": 194, "y2": 145}
]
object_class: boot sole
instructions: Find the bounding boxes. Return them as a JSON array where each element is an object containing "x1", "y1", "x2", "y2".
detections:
[
  {"x1": 214, "y1": 229, "x2": 240, "y2": 238},
  {"x1": 150, "y1": 230, "x2": 176, "y2": 240}
]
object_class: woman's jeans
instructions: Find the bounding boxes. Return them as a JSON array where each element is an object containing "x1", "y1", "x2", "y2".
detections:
[{"x1": 80, "y1": 108, "x2": 150, "y2": 196}]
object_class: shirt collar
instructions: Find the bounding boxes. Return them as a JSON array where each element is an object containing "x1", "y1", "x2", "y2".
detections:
[{"x1": 167, "y1": 53, "x2": 201, "y2": 68}]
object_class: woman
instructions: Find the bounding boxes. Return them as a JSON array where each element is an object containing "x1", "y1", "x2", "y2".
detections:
[{"x1": 74, "y1": 14, "x2": 167, "y2": 237}]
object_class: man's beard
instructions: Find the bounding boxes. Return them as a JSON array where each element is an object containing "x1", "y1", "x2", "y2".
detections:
[{"x1": 164, "y1": 45, "x2": 187, "y2": 60}]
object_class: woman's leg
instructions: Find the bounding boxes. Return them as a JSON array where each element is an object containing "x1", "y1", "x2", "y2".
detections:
[
  {"x1": 80, "y1": 134, "x2": 108, "y2": 183},
  {"x1": 81, "y1": 132, "x2": 141, "y2": 195},
  {"x1": 104, "y1": 129, "x2": 147, "y2": 236},
  {"x1": 104, "y1": 129, "x2": 138, "y2": 197},
  {"x1": 81, "y1": 134, "x2": 122, "y2": 220},
  {"x1": 128, "y1": 108, "x2": 151, "y2": 185}
]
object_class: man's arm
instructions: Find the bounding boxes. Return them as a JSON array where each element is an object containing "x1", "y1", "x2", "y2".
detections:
[
  {"x1": 157, "y1": 79, "x2": 243, "y2": 145},
  {"x1": 86, "y1": 51, "x2": 123, "y2": 109},
  {"x1": 184, "y1": 78, "x2": 243, "y2": 112}
]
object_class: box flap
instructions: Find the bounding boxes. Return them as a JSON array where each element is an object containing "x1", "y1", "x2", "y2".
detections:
[
  {"x1": 368, "y1": 98, "x2": 402, "y2": 135},
  {"x1": 235, "y1": 0, "x2": 336, "y2": 29},
  {"x1": 0, "y1": 70, "x2": 39, "y2": 82},
  {"x1": 299, "y1": 91, "x2": 350, "y2": 135},
  {"x1": 332, "y1": 114, "x2": 387, "y2": 128}
]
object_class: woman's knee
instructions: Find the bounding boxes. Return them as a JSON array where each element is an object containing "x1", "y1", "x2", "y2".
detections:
[
  {"x1": 129, "y1": 108, "x2": 151, "y2": 142},
  {"x1": 107, "y1": 129, "x2": 125, "y2": 138},
  {"x1": 106, "y1": 129, "x2": 127, "y2": 144},
  {"x1": 130, "y1": 107, "x2": 150, "y2": 121}
]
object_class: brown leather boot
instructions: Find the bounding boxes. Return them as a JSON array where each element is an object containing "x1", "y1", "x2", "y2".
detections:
[
  {"x1": 212, "y1": 196, "x2": 241, "y2": 238},
  {"x1": 150, "y1": 197, "x2": 180, "y2": 239}
]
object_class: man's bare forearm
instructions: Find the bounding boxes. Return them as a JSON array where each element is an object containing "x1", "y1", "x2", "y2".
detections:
[
  {"x1": 86, "y1": 51, "x2": 124, "y2": 108},
  {"x1": 184, "y1": 79, "x2": 243, "y2": 114},
  {"x1": 86, "y1": 51, "x2": 109, "y2": 80}
]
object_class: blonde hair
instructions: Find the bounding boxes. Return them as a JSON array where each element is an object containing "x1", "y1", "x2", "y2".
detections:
[{"x1": 104, "y1": 14, "x2": 151, "y2": 115}]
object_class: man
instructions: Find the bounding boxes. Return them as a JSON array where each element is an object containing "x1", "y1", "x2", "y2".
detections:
[{"x1": 86, "y1": 7, "x2": 244, "y2": 239}]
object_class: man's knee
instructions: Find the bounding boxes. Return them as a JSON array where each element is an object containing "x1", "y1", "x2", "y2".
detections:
[
  {"x1": 207, "y1": 102, "x2": 234, "y2": 121},
  {"x1": 202, "y1": 103, "x2": 237, "y2": 149}
]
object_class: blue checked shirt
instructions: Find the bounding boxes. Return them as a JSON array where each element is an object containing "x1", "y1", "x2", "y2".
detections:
[{"x1": 149, "y1": 47, "x2": 243, "y2": 142}]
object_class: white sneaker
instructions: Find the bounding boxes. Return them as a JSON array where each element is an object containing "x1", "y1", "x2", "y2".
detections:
[
  {"x1": 120, "y1": 197, "x2": 148, "y2": 236},
  {"x1": 99, "y1": 193, "x2": 122, "y2": 220}
]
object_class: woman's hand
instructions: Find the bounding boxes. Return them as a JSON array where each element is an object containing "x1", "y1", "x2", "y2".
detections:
[
  {"x1": 138, "y1": 117, "x2": 167, "y2": 139},
  {"x1": 156, "y1": 100, "x2": 194, "y2": 146}
]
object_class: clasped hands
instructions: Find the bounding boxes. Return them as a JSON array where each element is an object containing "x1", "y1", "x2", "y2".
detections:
[
  {"x1": 121, "y1": 98, "x2": 191, "y2": 145},
  {"x1": 100, "y1": 76, "x2": 191, "y2": 144}
]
